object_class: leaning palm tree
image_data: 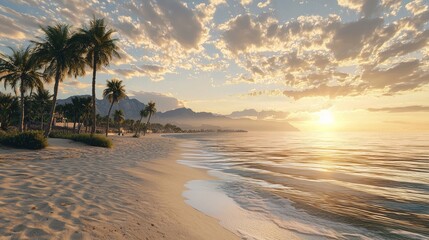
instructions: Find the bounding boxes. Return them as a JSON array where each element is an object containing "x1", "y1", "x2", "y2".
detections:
[
  {"x1": 103, "y1": 79, "x2": 126, "y2": 136},
  {"x1": 113, "y1": 109, "x2": 124, "y2": 135},
  {"x1": 75, "y1": 17, "x2": 120, "y2": 135},
  {"x1": 143, "y1": 101, "x2": 156, "y2": 136},
  {"x1": 32, "y1": 88, "x2": 52, "y2": 130},
  {"x1": 0, "y1": 46, "x2": 44, "y2": 132},
  {"x1": 33, "y1": 24, "x2": 86, "y2": 137}
]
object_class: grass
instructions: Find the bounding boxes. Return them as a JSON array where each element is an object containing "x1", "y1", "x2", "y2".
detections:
[
  {"x1": 49, "y1": 131, "x2": 112, "y2": 148},
  {"x1": 0, "y1": 131, "x2": 48, "y2": 150}
]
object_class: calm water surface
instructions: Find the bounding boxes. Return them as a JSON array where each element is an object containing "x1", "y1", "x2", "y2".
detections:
[{"x1": 172, "y1": 132, "x2": 429, "y2": 240}]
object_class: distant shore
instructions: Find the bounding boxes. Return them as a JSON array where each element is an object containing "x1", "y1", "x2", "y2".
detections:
[{"x1": 0, "y1": 135, "x2": 238, "y2": 239}]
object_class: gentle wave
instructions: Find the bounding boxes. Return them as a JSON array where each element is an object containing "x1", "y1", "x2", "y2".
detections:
[{"x1": 174, "y1": 132, "x2": 429, "y2": 239}]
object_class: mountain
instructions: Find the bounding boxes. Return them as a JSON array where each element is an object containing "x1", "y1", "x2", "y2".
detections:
[
  {"x1": 57, "y1": 96, "x2": 299, "y2": 131},
  {"x1": 57, "y1": 95, "x2": 145, "y2": 120},
  {"x1": 153, "y1": 108, "x2": 299, "y2": 131}
]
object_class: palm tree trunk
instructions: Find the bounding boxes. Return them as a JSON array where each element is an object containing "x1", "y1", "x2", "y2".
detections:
[
  {"x1": 44, "y1": 70, "x2": 60, "y2": 137},
  {"x1": 105, "y1": 102, "x2": 114, "y2": 137},
  {"x1": 91, "y1": 58, "x2": 97, "y2": 135},
  {"x1": 143, "y1": 113, "x2": 152, "y2": 136},
  {"x1": 19, "y1": 79, "x2": 25, "y2": 132}
]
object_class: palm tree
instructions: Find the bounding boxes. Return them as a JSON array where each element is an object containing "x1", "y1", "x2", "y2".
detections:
[
  {"x1": 134, "y1": 108, "x2": 148, "y2": 137},
  {"x1": 0, "y1": 46, "x2": 44, "y2": 132},
  {"x1": 113, "y1": 109, "x2": 124, "y2": 135},
  {"x1": 76, "y1": 17, "x2": 120, "y2": 135},
  {"x1": 32, "y1": 88, "x2": 52, "y2": 130},
  {"x1": 103, "y1": 79, "x2": 126, "y2": 136},
  {"x1": 33, "y1": 24, "x2": 86, "y2": 137},
  {"x1": 143, "y1": 101, "x2": 156, "y2": 136},
  {"x1": 79, "y1": 97, "x2": 92, "y2": 133}
]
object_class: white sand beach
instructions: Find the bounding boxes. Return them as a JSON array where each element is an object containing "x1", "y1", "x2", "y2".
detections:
[{"x1": 0, "y1": 135, "x2": 238, "y2": 239}]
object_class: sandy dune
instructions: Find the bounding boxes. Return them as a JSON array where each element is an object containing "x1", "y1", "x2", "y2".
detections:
[{"x1": 0, "y1": 136, "x2": 238, "y2": 240}]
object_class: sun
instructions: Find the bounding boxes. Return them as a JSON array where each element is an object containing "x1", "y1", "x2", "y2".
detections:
[{"x1": 319, "y1": 110, "x2": 334, "y2": 125}]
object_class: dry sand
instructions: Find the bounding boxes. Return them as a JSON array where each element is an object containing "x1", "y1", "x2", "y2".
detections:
[{"x1": 0, "y1": 135, "x2": 238, "y2": 240}]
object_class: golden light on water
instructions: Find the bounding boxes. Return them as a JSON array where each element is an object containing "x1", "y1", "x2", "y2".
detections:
[{"x1": 319, "y1": 110, "x2": 334, "y2": 125}]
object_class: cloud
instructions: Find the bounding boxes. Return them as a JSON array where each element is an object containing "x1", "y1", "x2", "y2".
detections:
[
  {"x1": 362, "y1": 60, "x2": 429, "y2": 93},
  {"x1": 128, "y1": 90, "x2": 185, "y2": 112},
  {"x1": 257, "y1": 0, "x2": 271, "y2": 8},
  {"x1": 337, "y1": 0, "x2": 402, "y2": 17},
  {"x1": 109, "y1": 64, "x2": 170, "y2": 81},
  {"x1": 283, "y1": 84, "x2": 365, "y2": 100},
  {"x1": 221, "y1": 14, "x2": 263, "y2": 53},
  {"x1": 121, "y1": 0, "x2": 205, "y2": 50},
  {"x1": 241, "y1": 0, "x2": 253, "y2": 6},
  {"x1": 327, "y1": 17, "x2": 383, "y2": 60},
  {"x1": 217, "y1": 7, "x2": 429, "y2": 99},
  {"x1": 406, "y1": 0, "x2": 429, "y2": 16},
  {"x1": 368, "y1": 106, "x2": 429, "y2": 113}
]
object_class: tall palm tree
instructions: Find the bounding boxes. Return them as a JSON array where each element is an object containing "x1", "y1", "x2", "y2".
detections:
[
  {"x1": 33, "y1": 24, "x2": 86, "y2": 137},
  {"x1": 113, "y1": 109, "x2": 124, "y2": 135},
  {"x1": 103, "y1": 79, "x2": 126, "y2": 136},
  {"x1": 32, "y1": 88, "x2": 52, "y2": 130},
  {"x1": 76, "y1": 17, "x2": 120, "y2": 135},
  {"x1": 143, "y1": 101, "x2": 156, "y2": 136},
  {"x1": 0, "y1": 46, "x2": 44, "y2": 132}
]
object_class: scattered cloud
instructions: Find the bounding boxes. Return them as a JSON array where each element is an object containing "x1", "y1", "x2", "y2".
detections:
[
  {"x1": 0, "y1": 0, "x2": 428, "y2": 122},
  {"x1": 368, "y1": 106, "x2": 429, "y2": 113}
]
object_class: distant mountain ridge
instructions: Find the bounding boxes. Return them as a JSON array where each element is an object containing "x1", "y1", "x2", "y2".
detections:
[{"x1": 57, "y1": 96, "x2": 299, "y2": 131}]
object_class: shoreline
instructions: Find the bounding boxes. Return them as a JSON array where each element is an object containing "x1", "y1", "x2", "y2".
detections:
[
  {"x1": 0, "y1": 134, "x2": 238, "y2": 239},
  {"x1": 127, "y1": 136, "x2": 239, "y2": 240}
]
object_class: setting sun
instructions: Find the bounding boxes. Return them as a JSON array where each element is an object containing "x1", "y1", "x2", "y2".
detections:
[{"x1": 319, "y1": 110, "x2": 334, "y2": 125}]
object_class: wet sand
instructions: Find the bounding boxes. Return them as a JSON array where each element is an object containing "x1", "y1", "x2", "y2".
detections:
[{"x1": 0, "y1": 135, "x2": 238, "y2": 239}]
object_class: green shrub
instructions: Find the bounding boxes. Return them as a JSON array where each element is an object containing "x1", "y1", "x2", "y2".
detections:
[
  {"x1": 49, "y1": 131, "x2": 112, "y2": 148},
  {"x1": 0, "y1": 131, "x2": 47, "y2": 150},
  {"x1": 49, "y1": 131, "x2": 72, "y2": 139}
]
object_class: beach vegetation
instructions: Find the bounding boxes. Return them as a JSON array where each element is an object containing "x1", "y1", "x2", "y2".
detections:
[
  {"x1": 134, "y1": 108, "x2": 148, "y2": 137},
  {"x1": 103, "y1": 79, "x2": 126, "y2": 136},
  {"x1": 32, "y1": 88, "x2": 53, "y2": 130},
  {"x1": 0, "y1": 93, "x2": 20, "y2": 131},
  {"x1": 0, "y1": 17, "x2": 122, "y2": 149},
  {"x1": 33, "y1": 24, "x2": 87, "y2": 137},
  {"x1": 0, "y1": 46, "x2": 45, "y2": 132},
  {"x1": 0, "y1": 131, "x2": 47, "y2": 149},
  {"x1": 143, "y1": 101, "x2": 157, "y2": 136},
  {"x1": 49, "y1": 131, "x2": 112, "y2": 148},
  {"x1": 113, "y1": 109, "x2": 125, "y2": 135},
  {"x1": 74, "y1": 17, "x2": 120, "y2": 135}
]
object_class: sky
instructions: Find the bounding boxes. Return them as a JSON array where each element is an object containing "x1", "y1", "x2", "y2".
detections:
[{"x1": 0, "y1": 0, "x2": 428, "y2": 131}]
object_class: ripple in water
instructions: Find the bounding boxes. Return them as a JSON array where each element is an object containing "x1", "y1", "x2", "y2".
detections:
[{"x1": 172, "y1": 132, "x2": 429, "y2": 240}]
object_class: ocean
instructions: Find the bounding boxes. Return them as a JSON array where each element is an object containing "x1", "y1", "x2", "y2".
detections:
[{"x1": 171, "y1": 132, "x2": 429, "y2": 240}]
